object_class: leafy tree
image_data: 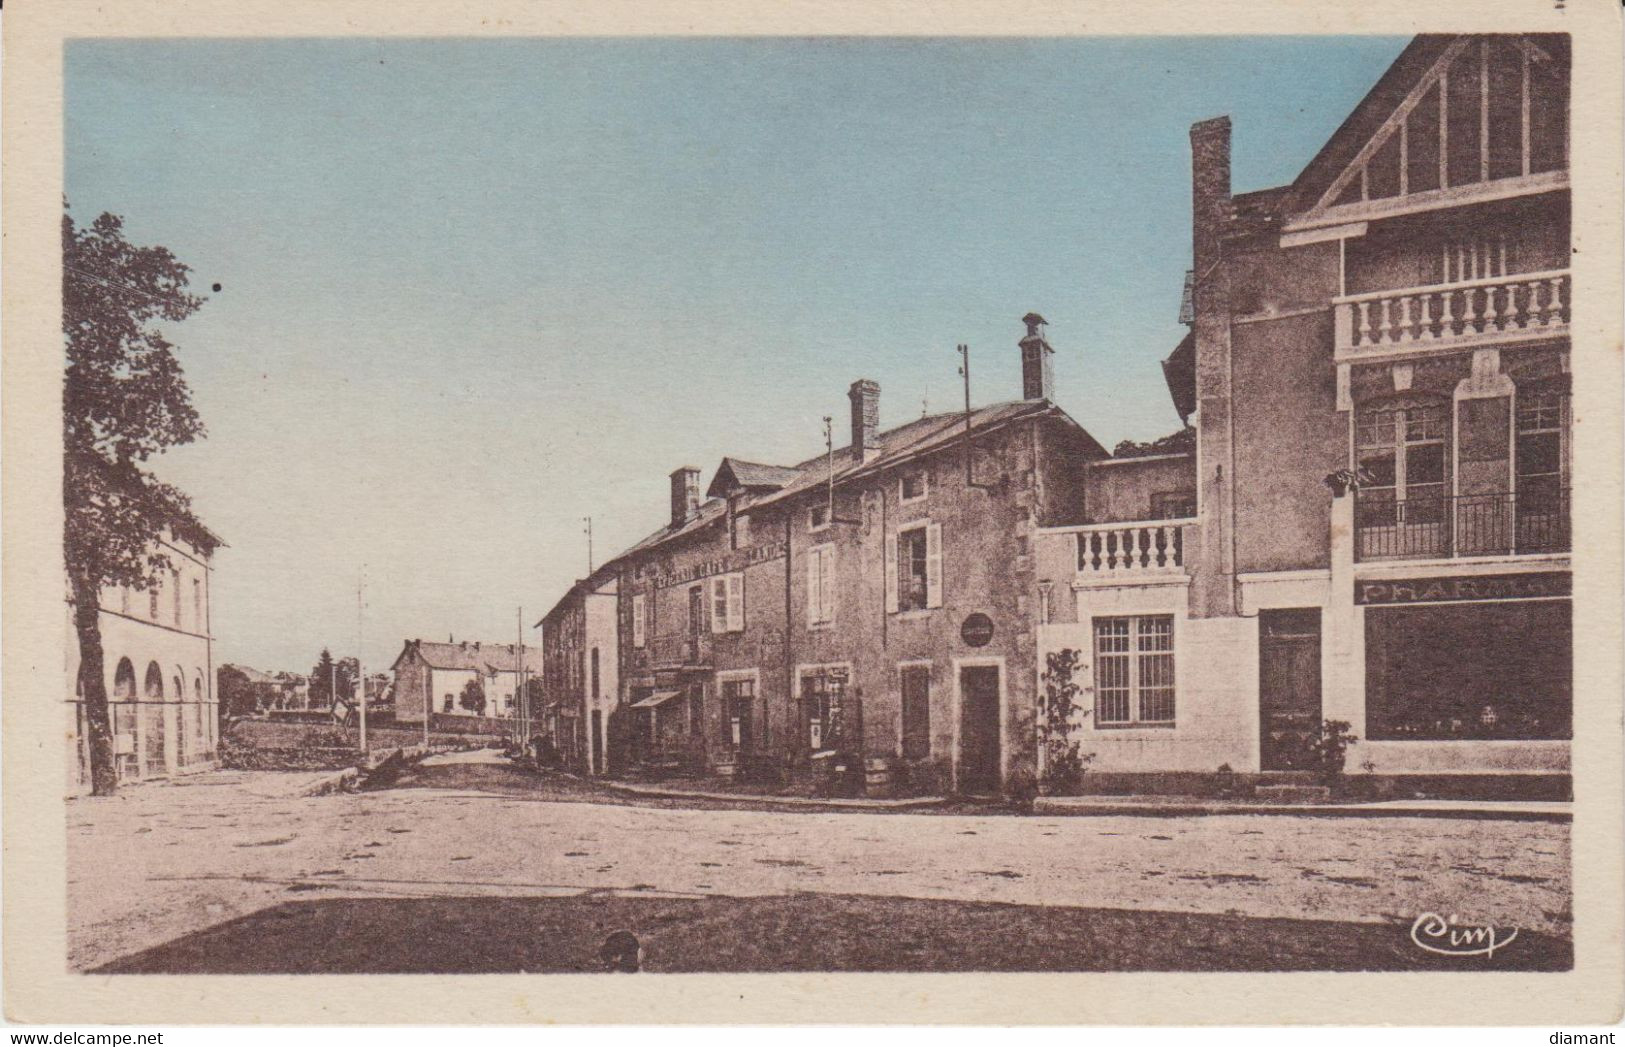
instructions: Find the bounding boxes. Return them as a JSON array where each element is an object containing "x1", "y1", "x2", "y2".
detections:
[
  {"x1": 64, "y1": 207, "x2": 210, "y2": 795},
  {"x1": 217, "y1": 665, "x2": 259, "y2": 723},
  {"x1": 335, "y1": 657, "x2": 360, "y2": 704},
  {"x1": 1112, "y1": 425, "x2": 1196, "y2": 459},
  {"x1": 459, "y1": 676, "x2": 488, "y2": 715},
  {"x1": 309, "y1": 648, "x2": 337, "y2": 709}
]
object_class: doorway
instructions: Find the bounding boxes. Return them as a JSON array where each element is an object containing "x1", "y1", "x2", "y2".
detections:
[
  {"x1": 957, "y1": 664, "x2": 1001, "y2": 794},
  {"x1": 1259, "y1": 608, "x2": 1323, "y2": 771}
]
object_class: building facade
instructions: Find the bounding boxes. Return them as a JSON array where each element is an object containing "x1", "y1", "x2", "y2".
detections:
[
  {"x1": 66, "y1": 526, "x2": 223, "y2": 794},
  {"x1": 545, "y1": 321, "x2": 1108, "y2": 792},
  {"x1": 390, "y1": 639, "x2": 542, "y2": 723},
  {"x1": 538, "y1": 573, "x2": 619, "y2": 773},
  {"x1": 1035, "y1": 33, "x2": 1571, "y2": 781}
]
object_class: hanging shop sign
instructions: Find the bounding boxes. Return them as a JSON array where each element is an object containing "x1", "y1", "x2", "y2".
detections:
[{"x1": 1354, "y1": 571, "x2": 1570, "y2": 606}]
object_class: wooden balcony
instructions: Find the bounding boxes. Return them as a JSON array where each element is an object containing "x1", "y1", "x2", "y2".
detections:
[{"x1": 1334, "y1": 270, "x2": 1569, "y2": 360}]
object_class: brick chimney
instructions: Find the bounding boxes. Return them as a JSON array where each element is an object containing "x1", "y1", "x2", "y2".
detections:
[
  {"x1": 1190, "y1": 116, "x2": 1232, "y2": 281},
  {"x1": 1019, "y1": 313, "x2": 1054, "y2": 401},
  {"x1": 670, "y1": 466, "x2": 701, "y2": 528},
  {"x1": 848, "y1": 379, "x2": 880, "y2": 462}
]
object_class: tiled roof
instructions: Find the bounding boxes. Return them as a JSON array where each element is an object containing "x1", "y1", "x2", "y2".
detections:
[
  {"x1": 599, "y1": 399, "x2": 1101, "y2": 573},
  {"x1": 399, "y1": 640, "x2": 544, "y2": 674},
  {"x1": 706, "y1": 457, "x2": 802, "y2": 498}
]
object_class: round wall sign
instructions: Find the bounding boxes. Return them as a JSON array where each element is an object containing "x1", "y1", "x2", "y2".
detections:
[{"x1": 960, "y1": 612, "x2": 995, "y2": 648}]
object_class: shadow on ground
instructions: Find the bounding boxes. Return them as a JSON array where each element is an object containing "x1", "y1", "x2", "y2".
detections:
[{"x1": 91, "y1": 892, "x2": 1571, "y2": 974}]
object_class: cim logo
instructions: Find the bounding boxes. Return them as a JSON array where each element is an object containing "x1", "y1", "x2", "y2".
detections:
[{"x1": 1410, "y1": 911, "x2": 1519, "y2": 958}]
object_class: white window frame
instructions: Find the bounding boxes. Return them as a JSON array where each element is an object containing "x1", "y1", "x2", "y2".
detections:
[
  {"x1": 806, "y1": 543, "x2": 836, "y2": 626},
  {"x1": 899, "y1": 469, "x2": 929, "y2": 505},
  {"x1": 886, "y1": 520, "x2": 942, "y2": 614},
  {"x1": 1092, "y1": 615, "x2": 1177, "y2": 727}
]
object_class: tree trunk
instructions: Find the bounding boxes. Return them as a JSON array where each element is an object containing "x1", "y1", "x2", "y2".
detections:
[{"x1": 70, "y1": 569, "x2": 119, "y2": 796}]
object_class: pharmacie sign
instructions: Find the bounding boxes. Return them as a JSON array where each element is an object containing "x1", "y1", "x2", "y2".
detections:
[
  {"x1": 1355, "y1": 571, "x2": 1570, "y2": 605},
  {"x1": 653, "y1": 539, "x2": 788, "y2": 589}
]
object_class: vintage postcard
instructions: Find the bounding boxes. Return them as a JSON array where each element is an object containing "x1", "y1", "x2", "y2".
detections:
[{"x1": 4, "y1": 0, "x2": 1622, "y2": 1028}]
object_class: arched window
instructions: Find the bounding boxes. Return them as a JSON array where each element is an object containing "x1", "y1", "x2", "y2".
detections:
[
  {"x1": 143, "y1": 662, "x2": 167, "y2": 776},
  {"x1": 112, "y1": 658, "x2": 139, "y2": 781},
  {"x1": 173, "y1": 672, "x2": 187, "y2": 767}
]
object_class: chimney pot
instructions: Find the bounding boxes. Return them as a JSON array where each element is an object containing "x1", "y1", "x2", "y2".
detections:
[
  {"x1": 670, "y1": 466, "x2": 702, "y2": 528},
  {"x1": 848, "y1": 380, "x2": 880, "y2": 462}
]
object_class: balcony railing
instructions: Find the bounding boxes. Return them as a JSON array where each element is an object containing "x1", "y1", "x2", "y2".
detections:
[
  {"x1": 646, "y1": 631, "x2": 712, "y2": 668},
  {"x1": 1334, "y1": 270, "x2": 1570, "y2": 354},
  {"x1": 1354, "y1": 489, "x2": 1569, "y2": 561},
  {"x1": 1076, "y1": 520, "x2": 1187, "y2": 576}
]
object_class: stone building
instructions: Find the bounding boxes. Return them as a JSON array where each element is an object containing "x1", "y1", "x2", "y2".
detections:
[
  {"x1": 66, "y1": 523, "x2": 224, "y2": 794},
  {"x1": 390, "y1": 639, "x2": 542, "y2": 723},
  {"x1": 1034, "y1": 33, "x2": 1572, "y2": 784},
  {"x1": 538, "y1": 571, "x2": 619, "y2": 773},
  {"x1": 544, "y1": 319, "x2": 1109, "y2": 792}
]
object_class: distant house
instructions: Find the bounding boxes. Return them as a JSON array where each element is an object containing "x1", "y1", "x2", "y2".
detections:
[{"x1": 390, "y1": 639, "x2": 543, "y2": 722}]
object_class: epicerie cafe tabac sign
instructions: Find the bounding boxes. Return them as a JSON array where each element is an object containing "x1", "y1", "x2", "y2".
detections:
[
  {"x1": 652, "y1": 539, "x2": 788, "y2": 590},
  {"x1": 1355, "y1": 571, "x2": 1570, "y2": 606}
]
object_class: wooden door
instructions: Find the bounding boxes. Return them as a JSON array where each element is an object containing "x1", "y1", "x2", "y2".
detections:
[
  {"x1": 958, "y1": 665, "x2": 1001, "y2": 794},
  {"x1": 1259, "y1": 609, "x2": 1323, "y2": 771}
]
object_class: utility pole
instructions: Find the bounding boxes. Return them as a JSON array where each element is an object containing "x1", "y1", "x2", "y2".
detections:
[
  {"x1": 357, "y1": 572, "x2": 367, "y2": 756},
  {"x1": 516, "y1": 605, "x2": 525, "y2": 752}
]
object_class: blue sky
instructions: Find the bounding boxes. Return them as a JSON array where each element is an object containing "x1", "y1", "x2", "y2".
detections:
[{"x1": 65, "y1": 36, "x2": 1407, "y2": 671}]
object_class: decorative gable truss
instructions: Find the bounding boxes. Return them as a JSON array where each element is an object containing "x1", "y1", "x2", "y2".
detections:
[{"x1": 1291, "y1": 36, "x2": 1567, "y2": 232}]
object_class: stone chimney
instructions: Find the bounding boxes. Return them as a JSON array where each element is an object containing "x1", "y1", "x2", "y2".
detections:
[
  {"x1": 1190, "y1": 116, "x2": 1232, "y2": 281},
  {"x1": 670, "y1": 466, "x2": 701, "y2": 528},
  {"x1": 848, "y1": 379, "x2": 880, "y2": 462},
  {"x1": 1019, "y1": 313, "x2": 1054, "y2": 401}
]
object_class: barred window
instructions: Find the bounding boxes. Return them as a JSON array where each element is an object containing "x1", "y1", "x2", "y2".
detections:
[{"x1": 1093, "y1": 615, "x2": 1177, "y2": 726}]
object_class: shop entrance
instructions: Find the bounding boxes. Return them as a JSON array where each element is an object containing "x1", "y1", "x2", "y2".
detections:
[
  {"x1": 1259, "y1": 608, "x2": 1323, "y2": 771},
  {"x1": 957, "y1": 664, "x2": 1001, "y2": 794}
]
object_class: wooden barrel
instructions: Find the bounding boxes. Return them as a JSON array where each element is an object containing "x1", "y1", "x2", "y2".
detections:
[{"x1": 863, "y1": 757, "x2": 895, "y2": 797}]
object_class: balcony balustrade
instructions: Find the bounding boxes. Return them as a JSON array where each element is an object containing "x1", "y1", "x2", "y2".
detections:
[
  {"x1": 1075, "y1": 520, "x2": 1187, "y2": 576},
  {"x1": 646, "y1": 630, "x2": 712, "y2": 668},
  {"x1": 1354, "y1": 488, "x2": 1569, "y2": 561},
  {"x1": 1334, "y1": 270, "x2": 1569, "y2": 356}
]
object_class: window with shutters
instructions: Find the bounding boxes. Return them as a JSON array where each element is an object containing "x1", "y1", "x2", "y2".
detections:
[
  {"x1": 631, "y1": 594, "x2": 646, "y2": 648},
  {"x1": 709, "y1": 572, "x2": 745, "y2": 633},
  {"x1": 887, "y1": 521, "x2": 942, "y2": 614},
  {"x1": 807, "y1": 544, "x2": 836, "y2": 626},
  {"x1": 900, "y1": 665, "x2": 931, "y2": 759},
  {"x1": 1093, "y1": 615, "x2": 1177, "y2": 726}
]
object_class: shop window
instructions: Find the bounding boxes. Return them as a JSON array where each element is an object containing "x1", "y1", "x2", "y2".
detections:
[
  {"x1": 800, "y1": 667, "x2": 848, "y2": 750},
  {"x1": 1365, "y1": 600, "x2": 1571, "y2": 740},
  {"x1": 723, "y1": 677, "x2": 756, "y2": 751},
  {"x1": 1093, "y1": 616, "x2": 1176, "y2": 726}
]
